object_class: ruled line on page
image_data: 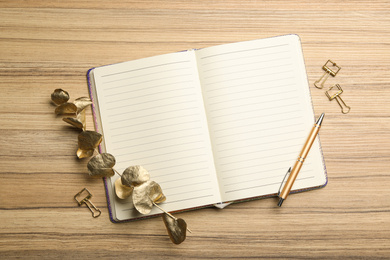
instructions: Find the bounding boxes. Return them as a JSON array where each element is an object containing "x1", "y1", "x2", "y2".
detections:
[
  {"x1": 224, "y1": 176, "x2": 315, "y2": 194},
  {"x1": 202, "y1": 61, "x2": 291, "y2": 78},
  {"x1": 212, "y1": 114, "x2": 302, "y2": 133},
  {"x1": 115, "y1": 146, "x2": 207, "y2": 161},
  {"x1": 201, "y1": 53, "x2": 291, "y2": 72},
  {"x1": 167, "y1": 187, "x2": 212, "y2": 197},
  {"x1": 154, "y1": 166, "x2": 209, "y2": 179},
  {"x1": 204, "y1": 76, "x2": 295, "y2": 93},
  {"x1": 147, "y1": 162, "x2": 209, "y2": 174},
  {"x1": 208, "y1": 88, "x2": 296, "y2": 106},
  {"x1": 162, "y1": 194, "x2": 214, "y2": 205},
  {"x1": 110, "y1": 126, "x2": 203, "y2": 143},
  {"x1": 105, "y1": 85, "x2": 194, "y2": 104},
  {"x1": 204, "y1": 69, "x2": 294, "y2": 86},
  {"x1": 216, "y1": 135, "x2": 303, "y2": 154},
  {"x1": 105, "y1": 92, "x2": 197, "y2": 111},
  {"x1": 103, "y1": 74, "x2": 194, "y2": 93},
  {"x1": 107, "y1": 105, "x2": 199, "y2": 122},
  {"x1": 103, "y1": 66, "x2": 192, "y2": 84},
  {"x1": 209, "y1": 95, "x2": 298, "y2": 113},
  {"x1": 199, "y1": 43, "x2": 289, "y2": 61},
  {"x1": 206, "y1": 82, "x2": 293, "y2": 101},
  {"x1": 109, "y1": 113, "x2": 199, "y2": 131},
  {"x1": 113, "y1": 139, "x2": 203, "y2": 152},
  {"x1": 158, "y1": 174, "x2": 210, "y2": 185},
  {"x1": 104, "y1": 79, "x2": 193, "y2": 98},
  {"x1": 221, "y1": 166, "x2": 314, "y2": 184},
  {"x1": 100, "y1": 60, "x2": 192, "y2": 78}
]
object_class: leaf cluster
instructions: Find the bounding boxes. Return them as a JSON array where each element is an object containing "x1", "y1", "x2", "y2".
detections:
[{"x1": 51, "y1": 89, "x2": 188, "y2": 244}]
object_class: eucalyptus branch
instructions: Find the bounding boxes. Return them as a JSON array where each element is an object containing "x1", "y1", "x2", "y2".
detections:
[
  {"x1": 51, "y1": 88, "x2": 190, "y2": 244},
  {"x1": 153, "y1": 202, "x2": 192, "y2": 233}
]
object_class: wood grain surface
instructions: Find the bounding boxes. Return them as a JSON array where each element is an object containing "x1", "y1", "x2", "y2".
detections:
[{"x1": 1, "y1": 1, "x2": 389, "y2": 259}]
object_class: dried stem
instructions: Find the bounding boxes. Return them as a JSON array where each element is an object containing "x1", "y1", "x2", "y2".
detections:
[
  {"x1": 113, "y1": 167, "x2": 122, "y2": 177},
  {"x1": 153, "y1": 202, "x2": 192, "y2": 233}
]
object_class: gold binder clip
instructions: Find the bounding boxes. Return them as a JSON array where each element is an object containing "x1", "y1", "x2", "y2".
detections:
[
  {"x1": 325, "y1": 84, "x2": 351, "y2": 114},
  {"x1": 314, "y1": 60, "x2": 341, "y2": 89},
  {"x1": 74, "y1": 188, "x2": 101, "y2": 218}
]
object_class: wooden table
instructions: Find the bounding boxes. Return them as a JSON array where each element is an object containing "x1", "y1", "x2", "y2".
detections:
[{"x1": 1, "y1": 1, "x2": 389, "y2": 258}]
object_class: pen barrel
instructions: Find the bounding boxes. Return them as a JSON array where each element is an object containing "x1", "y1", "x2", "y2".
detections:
[
  {"x1": 299, "y1": 123, "x2": 320, "y2": 160},
  {"x1": 279, "y1": 160, "x2": 304, "y2": 199},
  {"x1": 279, "y1": 122, "x2": 321, "y2": 200}
]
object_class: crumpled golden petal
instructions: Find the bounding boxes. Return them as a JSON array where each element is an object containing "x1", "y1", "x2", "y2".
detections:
[
  {"x1": 114, "y1": 178, "x2": 133, "y2": 199},
  {"x1": 63, "y1": 117, "x2": 83, "y2": 129},
  {"x1": 76, "y1": 148, "x2": 94, "y2": 159},
  {"x1": 77, "y1": 109, "x2": 86, "y2": 129},
  {"x1": 121, "y1": 165, "x2": 150, "y2": 187},
  {"x1": 87, "y1": 153, "x2": 116, "y2": 177},
  {"x1": 63, "y1": 109, "x2": 86, "y2": 130},
  {"x1": 77, "y1": 131, "x2": 102, "y2": 159},
  {"x1": 162, "y1": 213, "x2": 187, "y2": 244},
  {"x1": 154, "y1": 192, "x2": 166, "y2": 204},
  {"x1": 74, "y1": 97, "x2": 92, "y2": 113},
  {"x1": 54, "y1": 102, "x2": 77, "y2": 116},
  {"x1": 132, "y1": 180, "x2": 164, "y2": 215},
  {"x1": 149, "y1": 182, "x2": 166, "y2": 204},
  {"x1": 51, "y1": 89, "x2": 70, "y2": 105},
  {"x1": 78, "y1": 130, "x2": 102, "y2": 150}
]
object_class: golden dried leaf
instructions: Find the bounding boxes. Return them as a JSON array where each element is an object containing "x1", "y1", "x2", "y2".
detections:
[
  {"x1": 121, "y1": 165, "x2": 150, "y2": 187},
  {"x1": 54, "y1": 102, "x2": 77, "y2": 116},
  {"x1": 63, "y1": 109, "x2": 86, "y2": 130},
  {"x1": 87, "y1": 153, "x2": 116, "y2": 177},
  {"x1": 51, "y1": 89, "x2": 70, "y2": 105},
  {"x1": 63, "y1": 117, "x2": 83, "y2": 129},
  {"x1": 76, "y1": 148, "x2": 94, "y2": 159},
  {"x1": 77, "y1": 130, "x2": 102, "y2": 159},
  {"x1": 132, "y1": 180, "x2": 164, "y2": 215},
  {"x1": 114, "y1": 178, "x2": 133, "y2": 199},
  {"x1": 74, "y1": 97, "x2": 92, "y2": 113},
  {"x1": 162, "y1": 213, "x2": 187, "y2": 244},
  {"x1": 149, "y1": 183, "x2": 166, "y2": 204},
  {"x1": 154, "y1": 192, "x2": 166, "y2": 204}
]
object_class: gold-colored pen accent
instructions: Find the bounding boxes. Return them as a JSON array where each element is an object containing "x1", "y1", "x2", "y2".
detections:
[{"x1": 277, "y1": 113, "x2": 324, "y2": 207}]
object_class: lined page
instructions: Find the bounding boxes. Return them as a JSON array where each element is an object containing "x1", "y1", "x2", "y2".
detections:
[
  {"x1": 91, "y1": 51, "x2": 221, "y2": 220},
  {"x1": 196, "y1": 35, "x2": 326, "y2": 202}
]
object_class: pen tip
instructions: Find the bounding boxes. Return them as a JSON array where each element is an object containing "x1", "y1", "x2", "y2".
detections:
[
  {"x1": 277, "y1": 198, "x2": 284, "y2": 207},
  {"x1": 316, "y1": 113, "x2": 325, "y2": 126}
]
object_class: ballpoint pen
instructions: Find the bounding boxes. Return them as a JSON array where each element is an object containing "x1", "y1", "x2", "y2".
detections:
[{"x1": 277, "y1": 113, "x2": 325, "y2": 207}]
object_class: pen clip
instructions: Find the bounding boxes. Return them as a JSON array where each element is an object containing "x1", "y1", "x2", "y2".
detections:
[{"x1": 277, "y1": 167, "x2": 291, "y2": 196}]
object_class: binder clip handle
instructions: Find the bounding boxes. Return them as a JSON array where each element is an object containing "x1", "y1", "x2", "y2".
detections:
[
  {"x1": 325, "y1": 84, "x2": 351, "y2": 114},
  {"x1": 314, "y1": 60, "x2": 341, "y2": 89},
  {"x1": 74, "y1": 188, "x2": 101, "y2": 218}
]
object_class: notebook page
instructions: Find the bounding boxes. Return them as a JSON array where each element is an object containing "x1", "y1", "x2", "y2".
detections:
[
  {"x1": 91, "y1": 51, "x2": 221, "y2": 220},
  {"x1": 196, "y1": 35, "x2": 327, "y2": 202}
]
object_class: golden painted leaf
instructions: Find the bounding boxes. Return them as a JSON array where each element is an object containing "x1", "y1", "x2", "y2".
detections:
[
  {"x1": 63, "y1": 109, "x2": 86, "y2": 130},
  {"x1": 114, "y1": 178, "x2": 133, "y2": 199},
  {"x1": 54, "y1": 102, "x2": 77, "y2": 116},
  {"x1": 77, "y1": 130, "x2": 102, "y2": 159},
  {"x1": 121, "y1": 165, "x2": 150, "y2": 187},
  {"x1": 162, "y1": 213, "x2": 187, "y2": 244},
  {"x1": 74, "y1": 97, "x2": 92, "y2": 113},
  {"x1": 87, "y1": 153, "x2": 116, "y2": 177},
  {"x1": 153, "y1": 192, "x2": 166, "y2": 204},
  {"x1": 149, "y1": 183, "x2": 166, "y2": 204},
  {"x1": 63, "y1": 117, "x2": 83, "y2": 129},
  {"x1": 51, "y1": 89, "x2": 70, "y2": 105},
  {"x1": 76, "y1": 148, "x2": 94, "y2": 159},
  {"x1": 132, "y1": 180, "x2": 164, "y2": 215}
]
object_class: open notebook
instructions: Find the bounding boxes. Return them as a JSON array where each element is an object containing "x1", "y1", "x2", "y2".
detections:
[{"x1": 87, "y1": 34, "x2": 327, "y2": 222}]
